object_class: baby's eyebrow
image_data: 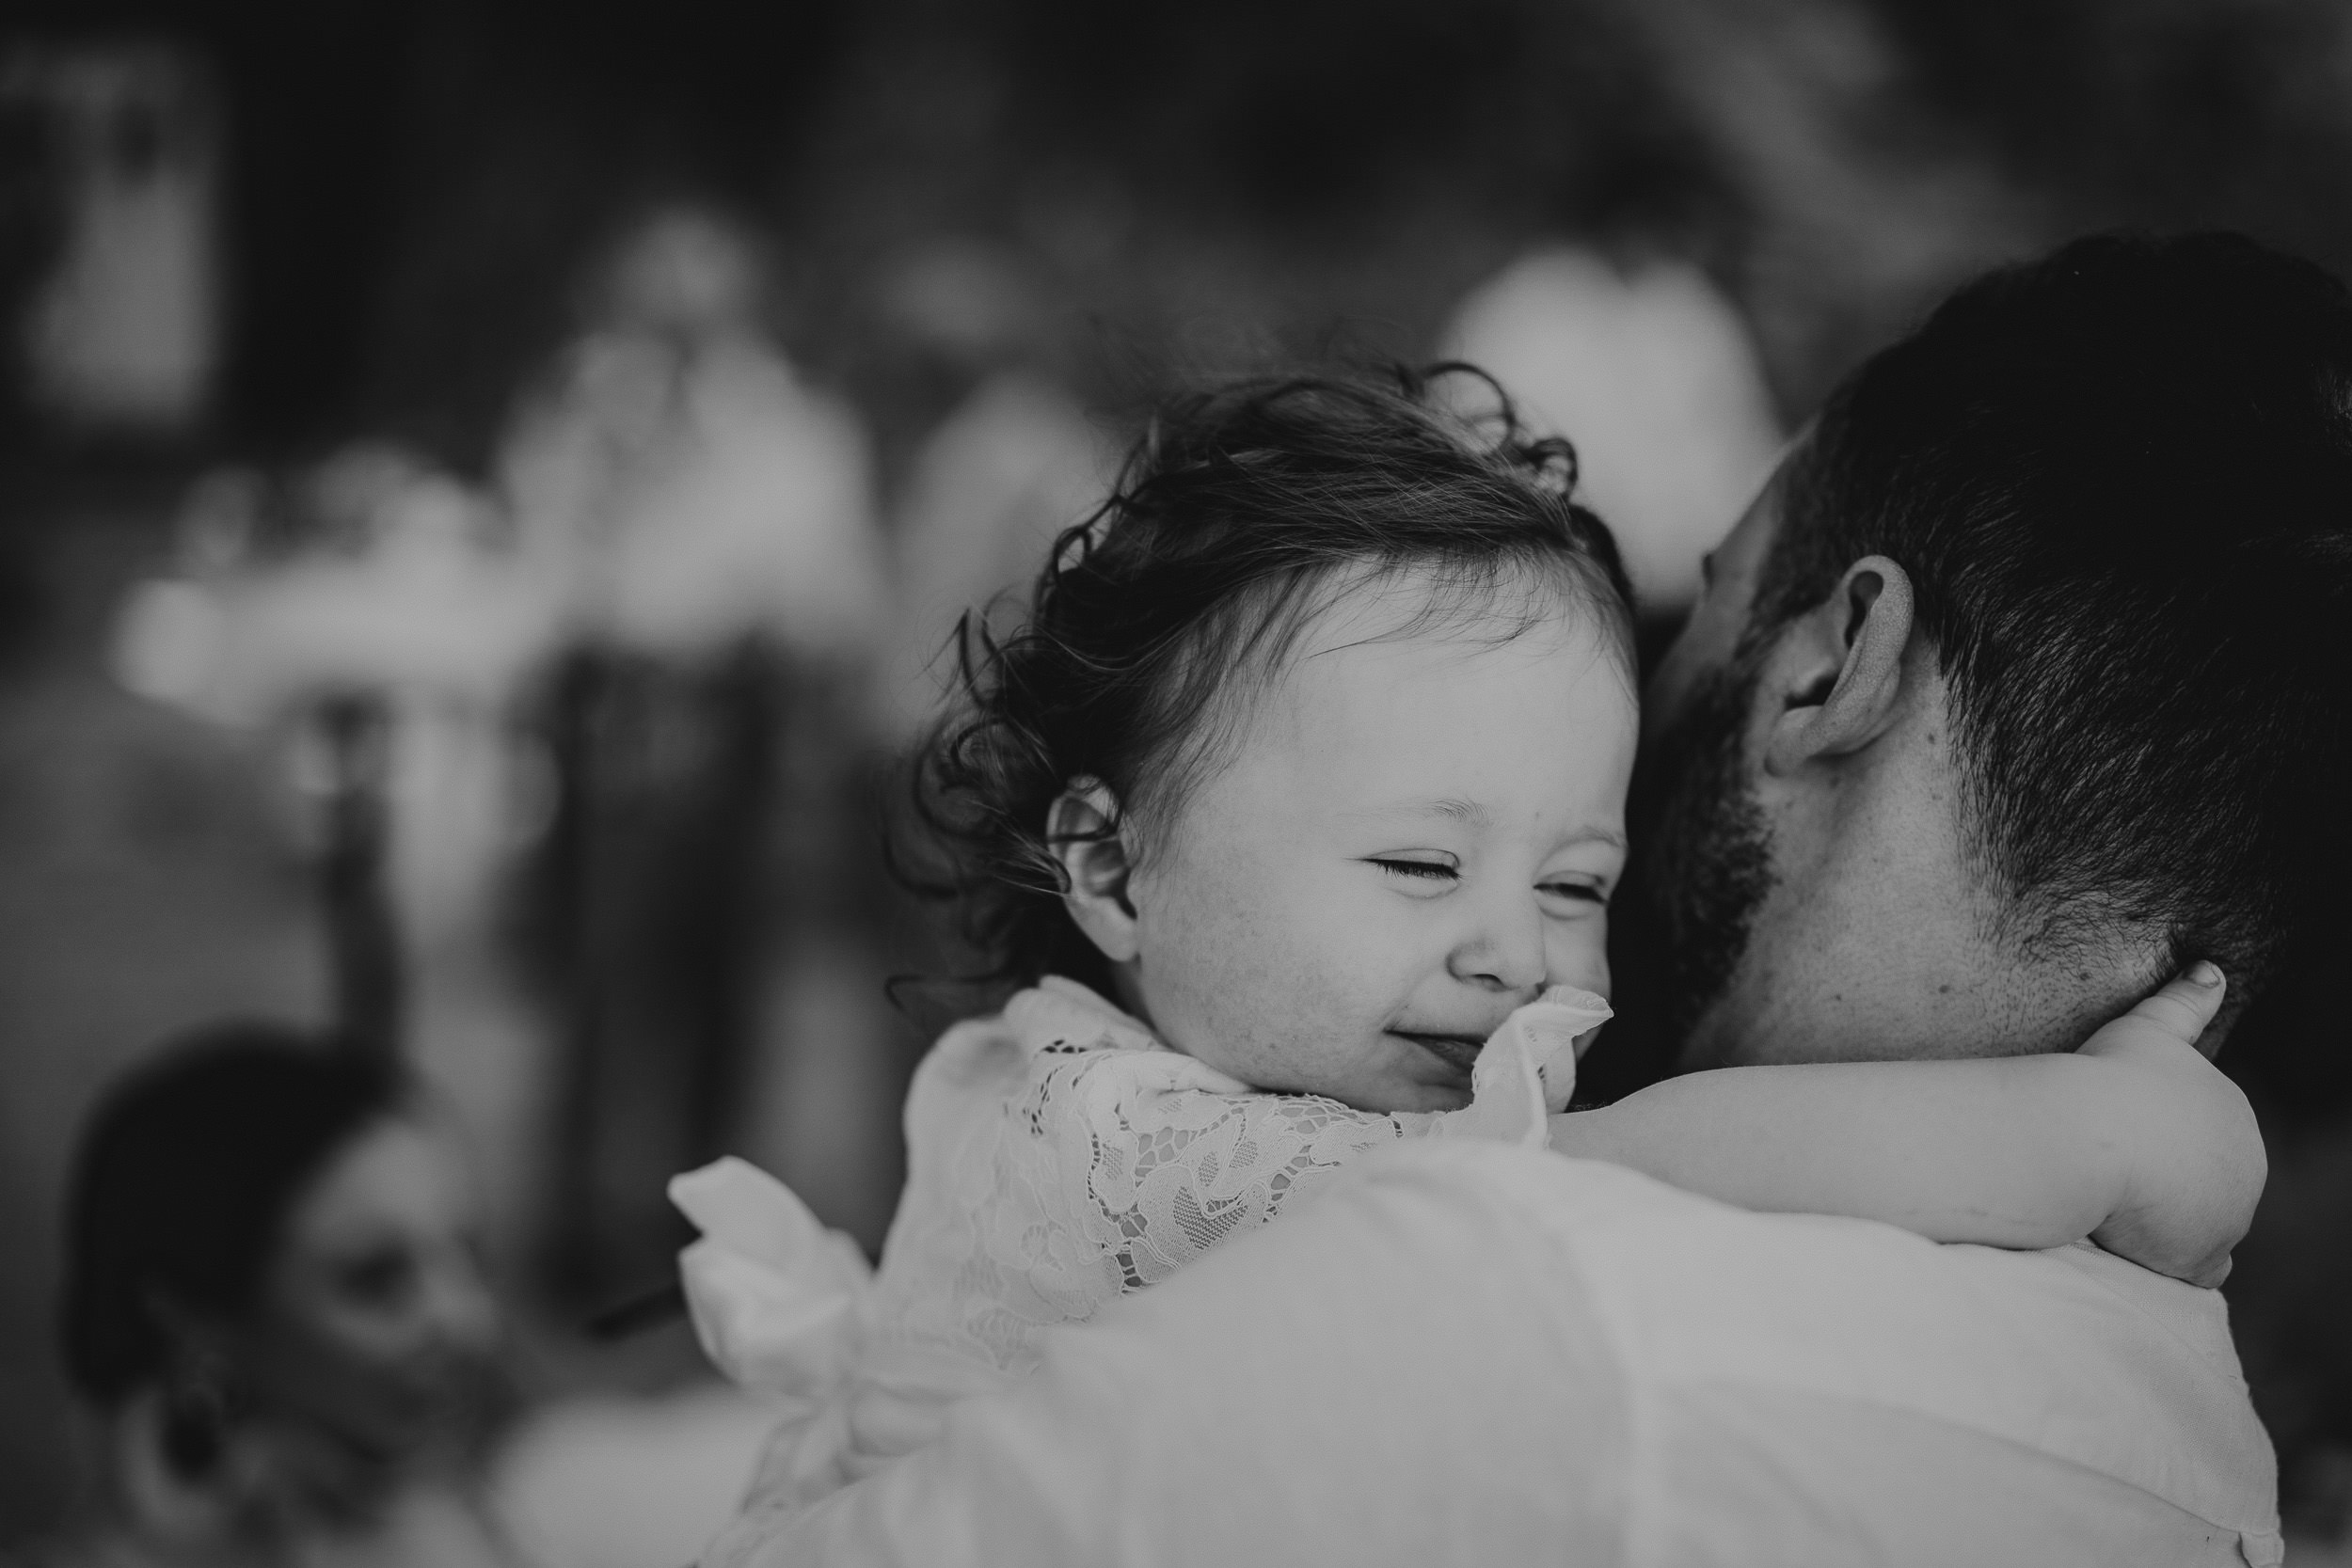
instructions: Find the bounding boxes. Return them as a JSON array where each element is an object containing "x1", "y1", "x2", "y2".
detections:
[
  {"x1": 1341, "y1": 800, "x2": 1629, "y2": 852},
  {"x1": 1426, "y1": 797, "x2": 1487, "y2": 825},
  {"x1": 1343, "y1": 796, "x2": 1491, "y2": 825}
]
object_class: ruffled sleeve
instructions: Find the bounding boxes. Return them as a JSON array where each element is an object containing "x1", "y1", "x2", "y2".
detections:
[{"x1": 669, "y1": 1157, "x2": 873, "y2": 1399}]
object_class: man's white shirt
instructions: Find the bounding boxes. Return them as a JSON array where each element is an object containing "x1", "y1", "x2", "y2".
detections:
[{"x1": 739, "y1": 1141, "x2": 2284, "y2": 1567}]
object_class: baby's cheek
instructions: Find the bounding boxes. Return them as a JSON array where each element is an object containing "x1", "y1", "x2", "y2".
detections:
[
  {"x1": 1233, "y1": 937, "x2": 1367, "y2": 1086},
  {"x1": 1136, "y1": 846, "x2": 1398, "y2": 1094},
  {"x1": 1551, "y1": 916, "x2": 1613, "y2": 1000},
  {"x1": 1142, "y1": 889, "x2": 1292, "y2": 1073},
  {"x1": 1253, "y1": 964, "x2": 1376, "y2": 1082},
  {"x1": 1196, "y1": 937, "x2": 1375, "y2": 1094}
]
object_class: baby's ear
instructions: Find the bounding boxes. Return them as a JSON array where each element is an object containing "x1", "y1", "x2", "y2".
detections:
[{"x1": 1048, "y1": 780, "x2": 1141, "y2": 963}]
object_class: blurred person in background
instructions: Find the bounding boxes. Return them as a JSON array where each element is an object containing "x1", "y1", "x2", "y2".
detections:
[
  {"x1": 1438, "y1": 242, "x2": 1783, "y2": 621},
  {"x1": 499, "y1": 201, "x2": 904, "y2": 1291},
  {"x1": 20, "y1": 1023, "x2": 519, "y2": 1568},
  {"x1": 870, "y1": 235, "x2": 1118, "y2": 745},
  {"x1": 9, "y1": 991, "x2": 803, "y2": 1568},
  {"x1": 498, "y1": 202, "x2": 883, "y2": 665},
  {"x1": 2, "y1": 41, "x2": 221, "y2": 437},
  {"x1": 105, "y1": 446, "x2": 567, "y2": 1231}
]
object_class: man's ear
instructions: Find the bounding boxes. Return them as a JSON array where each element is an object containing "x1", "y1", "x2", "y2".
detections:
[
  {"x1": 1762, "y1": 556, "x2": 1916, "y2": 777},
  {"x1": 1048, "y1": 779, "x2": 1141, "y2": 964}
]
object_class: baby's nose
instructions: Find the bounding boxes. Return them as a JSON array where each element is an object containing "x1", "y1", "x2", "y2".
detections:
[{"x1": 1446, "y1": 905, "x2": 1547, "y2": 994}]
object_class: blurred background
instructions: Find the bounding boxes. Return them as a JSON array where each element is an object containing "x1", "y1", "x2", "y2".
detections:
[{"x1": 3, "y1": 0, "x2": 2351, "y2": 1558}]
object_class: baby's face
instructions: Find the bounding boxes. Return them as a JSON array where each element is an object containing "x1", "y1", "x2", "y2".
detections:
[{"x1": 1120, "y1": 578, "x2": 1637, "y2": 1113}]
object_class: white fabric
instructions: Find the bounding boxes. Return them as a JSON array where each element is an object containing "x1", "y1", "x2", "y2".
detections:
[
  {"x1": 673, "y1": 1159, "x2": 875, "y2": 1394},
  {"x1": 733, "y1": 1141, "x2": 2284, "y2": 1568},
  {"x1": 675, "y1": 978, "x2": 1608, "y2": 1548},
  {"x1": 489, "y1": 1384, "x2": 781, "y2": 1568}
]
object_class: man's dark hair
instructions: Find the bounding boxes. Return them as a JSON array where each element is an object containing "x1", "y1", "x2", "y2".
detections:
[{"x1": 1756, "y1": 232, "x2": 2352, "y2": 996}]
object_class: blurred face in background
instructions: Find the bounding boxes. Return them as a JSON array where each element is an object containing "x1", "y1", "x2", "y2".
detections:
[{"x1": 228, "y1": 1114, "x2": 502, "y2": 1465}]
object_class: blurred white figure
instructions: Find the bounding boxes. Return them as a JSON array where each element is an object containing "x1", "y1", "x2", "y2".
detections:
[
  {"x1": 108, "y1": 449, "x2": 561, "y2": 1222},
  {"x1": 107, "y1": 469, "x2": 259, "y2": 716},
  {"x1": 501, "y1": 207, "x2": 884, "y2": 663},
  {"x1": 5, "y1": 42, "x2": 220, "y2": 432},
  {"x1": 882, "y1": 374, "x2": 1115, "y2": 740},
  {"x1": 1438, "y1": 247, "x2": 1782, "y2": 614},
  {"x1": 111, "y1": 449, "x2": 559, "y2": 938},
  {"x1": 491, "y1": 1383, "x2": 784, "y2": 1568},
  {"x1": 115, "y1": 451, "x2": 551, "y2": 720},
  {"x1": 874, "y1": 240, "x2": 1117, "y2": 741}
]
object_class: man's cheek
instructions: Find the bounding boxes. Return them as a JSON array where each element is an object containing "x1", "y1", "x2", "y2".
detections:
[{"x1": 1643, "y1": 643, "x2": 1700, "y2": 747}]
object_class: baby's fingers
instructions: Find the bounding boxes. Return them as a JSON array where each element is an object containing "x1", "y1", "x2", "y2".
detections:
[{"x1": 2118, "y1": 960, "x2": 2228, "y2": 1050}]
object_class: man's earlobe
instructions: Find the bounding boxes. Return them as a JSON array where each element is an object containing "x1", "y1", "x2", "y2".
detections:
[
  {"x1": 1763, "y1": 556, "x2": 1916, "y2": 776},
  {"x1": 1048, "y1": 780, "x2": 1142, "y2": 964}
]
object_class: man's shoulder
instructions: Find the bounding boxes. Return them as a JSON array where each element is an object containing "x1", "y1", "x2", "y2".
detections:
[
  {"x1": 1328, "y1": 1138, "x2": 2280, "y2": 1558},
  {"x1": 757, "y1": 1132, "x2": 2280, "y2": 1568},
  {"x1": 1343, "y1": 1137, "x2": 2245, "y2": 1397}
]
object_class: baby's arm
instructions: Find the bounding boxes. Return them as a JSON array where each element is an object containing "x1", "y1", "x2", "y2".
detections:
[{"x1": 1547, "y1": 965, "x2": 2265, "y2": 1287}]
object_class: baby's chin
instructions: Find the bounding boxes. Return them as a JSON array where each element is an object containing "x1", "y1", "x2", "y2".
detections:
[
  {"x1": 1154, "y1": 1017, "x2": 1475, "y2": 1115},
  {"x1": 1229, "y1": 1063, "x2": 1471, "y2": 1117},
  {"x1": 1351, "y1": 1076, "x2": 1475, "y2": 1116},
  {"x1": 1306, "y1": 1038, "x2": 1482, "y2": 1115}
]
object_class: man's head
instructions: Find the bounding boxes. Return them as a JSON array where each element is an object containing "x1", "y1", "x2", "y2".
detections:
[{"x1": 1623, "y1": 233, "x2": 2352, "y2": 1071}]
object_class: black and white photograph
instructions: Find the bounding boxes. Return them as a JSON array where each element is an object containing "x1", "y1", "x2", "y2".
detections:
[{"x1": 0, "y1": 1, "x2": 2348, "y2": 1563}]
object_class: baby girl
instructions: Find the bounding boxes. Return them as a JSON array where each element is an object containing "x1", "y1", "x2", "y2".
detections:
[{"x1": 679, "y1": 368, "x2": 2262, "y2": 1553}]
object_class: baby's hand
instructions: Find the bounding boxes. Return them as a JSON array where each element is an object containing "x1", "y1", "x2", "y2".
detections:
[
  {"x1": 2077, "y1": 960, "x2": 2228, "y2": 1069},
  {"x1": 2078, "y1": 963, "x2": 2266, "y2": 1289}
]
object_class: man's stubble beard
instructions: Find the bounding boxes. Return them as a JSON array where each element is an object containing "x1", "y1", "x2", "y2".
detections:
[{"x1": 1603, "y1": 660, "x2": 1778, "y2": 1086}]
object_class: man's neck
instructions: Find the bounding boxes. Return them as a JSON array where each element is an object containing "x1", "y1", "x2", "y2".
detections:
[{"x1": 1687, "y1": 825, "x2": 2174, "y2": 1068}]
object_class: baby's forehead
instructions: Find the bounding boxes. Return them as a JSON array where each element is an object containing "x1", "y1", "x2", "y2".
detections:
[
  {"x1": 1277, "y1": 602, "x2": 1630, "y2": 726},
  {"x1": 1247, "y1": 573, "x2": 1632, "y2": 755},
  {"x1": 1204, "y1": 609, "x2": 1634, "y2": 848},
  {"x1": 1295, "y1": 561, "x2": 1609, "y2": 652},
  {"x1": 1137, "y1": 557, "x2": 1635, "y2": 832},
  {"x1": 1271, "y1": 562, "x2": 1631, "y2": 693}
]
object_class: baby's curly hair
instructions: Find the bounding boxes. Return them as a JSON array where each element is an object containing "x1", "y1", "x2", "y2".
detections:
[{"x1": 902, "y1": 362, "x2": 1633, "y2": 1000}]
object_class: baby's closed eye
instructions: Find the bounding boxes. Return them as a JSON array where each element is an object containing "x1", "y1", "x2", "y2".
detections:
[{"x1": 1367, "y1": 857, "x2": 1458, "y2": 886}]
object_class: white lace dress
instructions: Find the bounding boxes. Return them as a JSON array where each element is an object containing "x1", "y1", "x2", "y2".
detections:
[{"x1": 675, "y1": 977, "x2": 1608, "y2": 1557}]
